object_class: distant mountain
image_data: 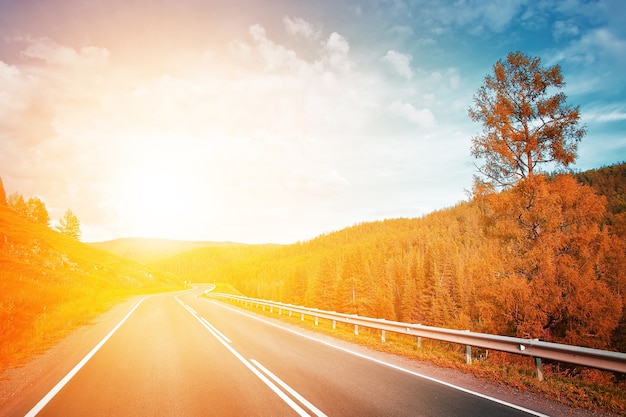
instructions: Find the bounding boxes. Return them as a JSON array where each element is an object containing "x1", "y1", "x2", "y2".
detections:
[
  {"x1": 0, "y1": 205, "x2": 182, "y2": 371},
  {"x1": 90, "y1": 237, "x2": 241, "y2": 264}
]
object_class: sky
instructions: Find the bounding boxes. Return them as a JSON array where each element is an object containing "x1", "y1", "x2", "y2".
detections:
[{"x1": 0, "y1": 0, "x2": 625, "y2": 244}]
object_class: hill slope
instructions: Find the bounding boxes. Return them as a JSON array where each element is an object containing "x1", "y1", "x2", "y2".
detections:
[{"x1": 0, "y1": 205, "x2": 183, "y2": 371}]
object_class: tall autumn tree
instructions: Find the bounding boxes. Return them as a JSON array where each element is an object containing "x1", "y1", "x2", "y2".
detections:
[
  {"x1": 56, "y1": 209, "x2": 81, "y2": 240},
  {"x1": 469, "y1": 51, "x2": 585, "y2": 189},
  {"x1": 469, "y1": 52, "x2": 623, "y2": 348}
]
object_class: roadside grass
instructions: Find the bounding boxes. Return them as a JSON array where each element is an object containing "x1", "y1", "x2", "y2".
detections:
[
  {"x1": 0, "y1": 205, "x2": 183, "y2": 373},
  {"x1": 209, "y1": 294, "x2": 626, "y2": 416}
]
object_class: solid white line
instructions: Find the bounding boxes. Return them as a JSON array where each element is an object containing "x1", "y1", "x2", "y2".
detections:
[
  {"x1": 250, "y1": 359, "x2": 328, "y2": 417},
  {"x1": 200, "y1": 317, "x2": 232, "y2": 343},
  {"x1": 24, "y1": 297, "x2": 147, "y2": 417},
  {"x1": 175, "y1": 298, "x2": 232, "y2": 344},
  {"x1": 209, "y1": 300, "x2": 551, "y2": 417},
  {"x1": 176, "y1": 299, "x2": 311, "y2": 417}
]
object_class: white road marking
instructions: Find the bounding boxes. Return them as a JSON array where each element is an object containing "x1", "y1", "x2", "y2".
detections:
[
  {"x1": 200, "y1": 317, "x2": 232, "y2": 343},
  {"x1": 210, "y1": 300, "x2": 551, "y2": 417},
  {"x1": 24, "y1": 297, "x2": 147, "y2": 417},
  {"x1": 177, "y1": 298, "x2": 321, "y2": 417},
  {"x1": 175, "y1": 298, "x2": 232, "y2": 344},
  {"x1": 250, "y1": 359, "x2": 328, "y2": 417}
]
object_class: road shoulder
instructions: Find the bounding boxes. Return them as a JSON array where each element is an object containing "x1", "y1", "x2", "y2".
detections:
[{"x1": 0, "y1": 296, "x2": 143, "y2": 417}]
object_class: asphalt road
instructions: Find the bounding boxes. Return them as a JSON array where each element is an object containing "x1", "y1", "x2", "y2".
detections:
[{"x1": 18, "y1": 287, "x2": 549, "y2": 417}]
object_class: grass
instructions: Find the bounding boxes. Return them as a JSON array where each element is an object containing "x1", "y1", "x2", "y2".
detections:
[{"x1": 209, "y1": 292, "x2": 626, "y2": 416}]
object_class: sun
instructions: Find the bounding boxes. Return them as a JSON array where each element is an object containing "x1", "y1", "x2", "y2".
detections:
[{"x1": 118, "y1": 154, "x2": 200, "y2": 239}]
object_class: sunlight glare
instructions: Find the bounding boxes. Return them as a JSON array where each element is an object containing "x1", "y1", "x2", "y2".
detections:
[{"x1": 117, "y1": 138, "x2": 204, "y2": 238}]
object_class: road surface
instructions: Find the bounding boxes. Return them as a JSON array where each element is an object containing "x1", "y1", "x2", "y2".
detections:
[{"x1": 11, "y1": 287, "x2": 550, "y2": 416}]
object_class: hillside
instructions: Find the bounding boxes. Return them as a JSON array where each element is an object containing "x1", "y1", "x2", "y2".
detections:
[
  {"x1": 152, "y1": 164, "x2": 626, "y2": 352},
  {"x1": 0, "y1": 204, "x2": 183, "y2": 371}
]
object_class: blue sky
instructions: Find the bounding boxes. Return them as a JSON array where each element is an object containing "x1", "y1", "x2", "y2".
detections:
[{"x1": 0, "y1": 0, "x2": 624, "y2": 243}]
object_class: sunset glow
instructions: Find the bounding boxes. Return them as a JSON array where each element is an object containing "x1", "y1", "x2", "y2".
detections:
[{"x1": 1, "y1": 0, "x2": 624, "y2": 243}]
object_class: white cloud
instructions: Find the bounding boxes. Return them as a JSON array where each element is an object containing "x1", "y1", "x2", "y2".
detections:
[
  {"x1": 381, "y1": 50, "x2": 414, "y2": 79},
  {"x1": 321, "y1": 32, "x2": 352, "y2": 73},
  {"x1": 583, "y1": 106, "x2": 626, "y2": 123},
  {"x1": 552, "y1": 20, "x2": 579, "y2": 40},
  {"x1": 390, "y1": 100, "x2": 435, "y2": 128},
  {"x1": 554, "y1": 27, "x2": 626, "y2": 66},
  {"x1": 283, "y1": 16, "x2": 321, "y2": 41},
  {"x1": 17, "y1": 36, "x2": 109, "y2": 67}
]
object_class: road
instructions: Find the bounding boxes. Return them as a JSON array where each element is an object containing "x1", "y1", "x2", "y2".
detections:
[{"x1": 14, "y1": 286, "x2": 549, "y2": 417}]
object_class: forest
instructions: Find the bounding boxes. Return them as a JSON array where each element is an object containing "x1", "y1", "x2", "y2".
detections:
[{"x1": 152, "y1": 163, "x2": 626, "y2": 352}]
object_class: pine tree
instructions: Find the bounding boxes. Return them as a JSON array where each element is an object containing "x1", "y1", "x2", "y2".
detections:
[
  {"x1": 56, "y1": 209, "x2": 81, "y2": 240},
  {"x1": 7, "y1": 192, "x2": 28, "y2": 217}
]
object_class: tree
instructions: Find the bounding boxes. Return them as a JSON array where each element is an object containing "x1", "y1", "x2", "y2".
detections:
[
  {"x1": 56, "y1": 209, "x2": 81, "y2": 240},
  {"x1": 7, "y1": 193, "x2": 50, "y2": 226},
  {"x1": 469, "y1": 51, "x2": 585, "y2": 189},
  {"x1": 26, "y1": 197, "x2": 50, "y2": 226},
  {"x1": 7, "y1": 192, "x2": 28, "y2": 217},
  {"x1": 0, "y1": 177, "x2": 6, "y2": 206},
  {"x1": 489, "y1": 175, "x2": 621, "y2": 347}
]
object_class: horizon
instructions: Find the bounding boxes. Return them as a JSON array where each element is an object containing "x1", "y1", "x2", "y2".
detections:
[{"x1": 1, "y1": 0, "x2": 625, "y2": 244}]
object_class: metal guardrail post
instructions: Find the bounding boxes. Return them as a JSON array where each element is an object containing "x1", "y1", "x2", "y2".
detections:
[
  {"x1": 381, "y1": 329, "x2": 386, "y2": 343},
  {"x1": 535, "y1": 357, "x2": 544, "y2": 381}
]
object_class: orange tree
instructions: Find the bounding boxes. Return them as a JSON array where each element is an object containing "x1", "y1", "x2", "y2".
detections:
[
  {"x1": 469, "y1": 51, "x2": 585, "y2": 189},
  {"x1": 469, "y1": 52, "x2": 622, "y2": 348}
]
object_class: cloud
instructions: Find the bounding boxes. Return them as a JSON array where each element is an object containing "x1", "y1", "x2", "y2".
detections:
[
  {"x1": 381, "y1": 50, "x2": 414, "y2": 79},
  {"x1": 554, "y1": 27, "x2": 626, "y2": 66},
  {"x1": 552, "y1": 20, "x2": 579, "y2": 40},
  {"x1": 583, "y1": 105, "x2": 626, "y2": 123},
  {"x1": 283, "y1": 16, "x2": 321, "y2": 41},
  {"x1": 321, "y1": 32, "x2": 352, "y2": 73},
  {"x1": 412, "y1": 0, "x2": 527, "y2": 35},
  {"x1": 15, "y1": 36, "x2": 109, "y2": 67},
  {"x1": 390, "y1": 100, "x2": 435, "y2": 128}
]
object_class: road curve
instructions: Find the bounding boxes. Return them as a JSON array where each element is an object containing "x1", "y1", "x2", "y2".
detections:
[{"x1": 15, "y1": 287, "x2": 550, "y2": 416}]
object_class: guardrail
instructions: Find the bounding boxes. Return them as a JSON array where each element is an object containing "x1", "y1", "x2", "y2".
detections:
[{"x1": 208, "y1": 292, "x2": 626, "y2": 380}]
